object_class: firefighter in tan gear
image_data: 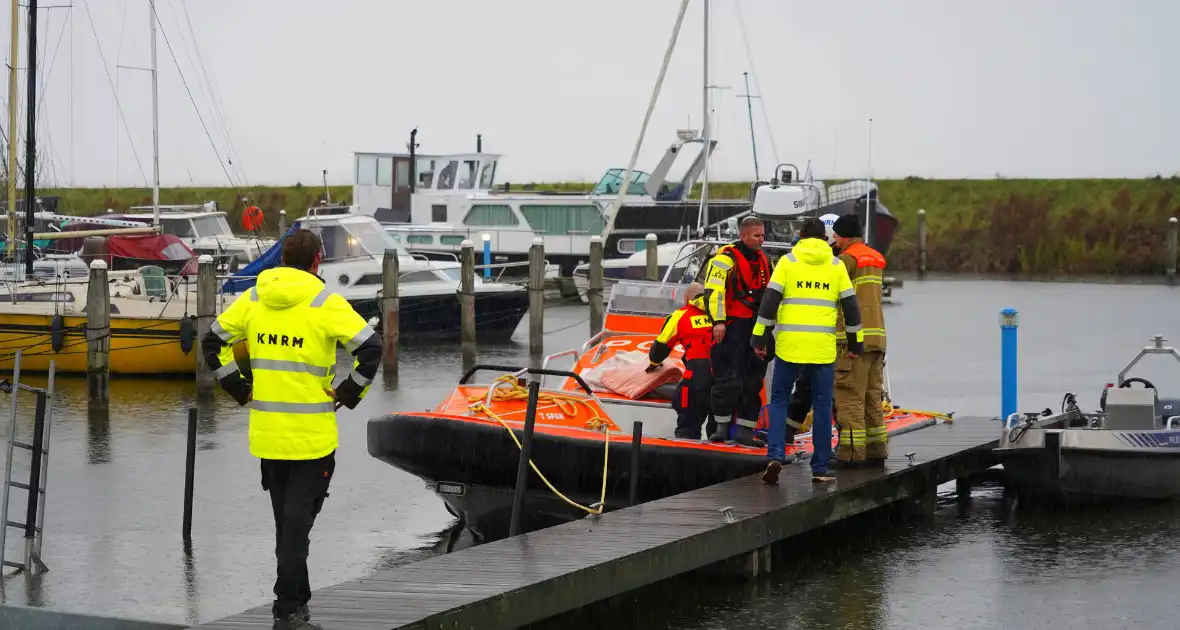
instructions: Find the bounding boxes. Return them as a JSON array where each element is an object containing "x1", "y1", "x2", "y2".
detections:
[{"x1": 829, "y1": 213, "x2": 888, "y2": 467}]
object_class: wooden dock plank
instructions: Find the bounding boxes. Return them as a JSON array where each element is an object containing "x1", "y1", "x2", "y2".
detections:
[{"x1": 192, "y1": 416, "x2": 1003, "y2": 630}]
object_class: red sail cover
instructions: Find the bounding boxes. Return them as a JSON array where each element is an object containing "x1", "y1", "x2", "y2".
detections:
[{"x1": 105, "y1": 234, "x2": 198, "y2": 275}]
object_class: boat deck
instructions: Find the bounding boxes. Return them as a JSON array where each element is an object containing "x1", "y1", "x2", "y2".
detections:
[{"x1": 192, "y1": 416, "x2": 1001, "y2": 630}]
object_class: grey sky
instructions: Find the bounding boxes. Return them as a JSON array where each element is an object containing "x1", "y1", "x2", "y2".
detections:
[{"x1": 4, "y1": 0, "x2": 1178, "y2": 190}]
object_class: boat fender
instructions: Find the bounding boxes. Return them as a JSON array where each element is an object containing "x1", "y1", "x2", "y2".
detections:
[
  {"x1": 50, "y1": 314, "x2": 65, "y2": 353},
  {"x1": 179, "y1": 315, "x2": 196, "y2": 355}
]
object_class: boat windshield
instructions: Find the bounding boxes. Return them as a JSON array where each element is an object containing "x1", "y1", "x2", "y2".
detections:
[
  {"x1": 191, "y1": 215, "x2": 233, "y2": 238},
  {"x1": 313, "y1": 220, "x2": 403, "y2": 260},
  {"x1": 592, "y1": 169, "x2": 651, "y2": 196}
]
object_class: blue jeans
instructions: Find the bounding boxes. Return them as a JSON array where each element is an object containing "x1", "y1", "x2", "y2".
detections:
[{"x1": 766, "y1": 357, "x2": 835, "y2": 475}]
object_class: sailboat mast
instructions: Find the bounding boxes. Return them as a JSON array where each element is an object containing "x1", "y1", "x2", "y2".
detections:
[
  {"x1": 149, "y1": 0, "x2": 159, "y2": 227},
  {"x1": 22, "y1": 0, "x2": 36, "y2": 275},
  {"x1": 6, "y1": 0, "x2": 18, "y2": 263},
  {"x1": 697, "y1": 0, "x2": 711, "y2": 234}
]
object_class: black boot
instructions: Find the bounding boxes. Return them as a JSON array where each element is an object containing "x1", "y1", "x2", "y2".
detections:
[
  {"x1": 708, "y1": 423, "x2": 730, "y2": 443},
  {"x1": 274, "y1": 613, "x2": 322, "y2": 630},
  {"x1": 734, "y1": 425, "x2": 756, "y2": 447}
]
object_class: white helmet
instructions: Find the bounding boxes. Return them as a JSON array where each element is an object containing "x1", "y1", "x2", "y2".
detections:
[{"x1": 819, "y1": 213, "x2": 840, "y2": 244}]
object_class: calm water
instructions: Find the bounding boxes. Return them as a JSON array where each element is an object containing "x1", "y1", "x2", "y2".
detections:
[{"x1": 0, "y1": 279, "x2": 1176, "y2": 627}]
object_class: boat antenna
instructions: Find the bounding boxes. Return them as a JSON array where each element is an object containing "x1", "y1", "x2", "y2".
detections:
[
  {"x1": 22, "y1": 0, "x2": 37, "y2": 276},
  {"x1": 5, "y1": 0, "x2": 17, "y2": 266},
  {"x1": 697, "y1": 0, "x2": 710, "y2": 235},
  {"x1": 737, "y1": 71, "x2": 760, "y2": 181}
]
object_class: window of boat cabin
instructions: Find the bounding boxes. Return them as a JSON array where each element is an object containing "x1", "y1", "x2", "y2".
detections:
[
  {"x1": 395, "y1": 160, "x2": 410, "y2": 192},
  {"x1": 463, "y1": 204, "x2": 518, "y2": 226},
  {"x1": 431, "y1": 205, "x2": 447, "y2": 222},
  {"x1": 160, "y1": 217, "x2": 195, "y2": 238},
  {"x1": 591, "y1": 169, "x2": 650, "y2": 195},
  {"x1": 436, "y1": 161, "x2": 459, "y2": 190},
  {"x1": 617, "y1": 238, "x2": 649, "y2": 254},
  {"x1": 417, "y1": 158, "x2": 436, "y2": 189},
  {"x1": 407, "y1": 235, "x2": 433, "y2": 245},
  {"x1": 376, "y1": 157, "x2": 393, "y2": 187},
  {"x1": 440, "y1": 235, "x2": 465, "y2": 246},
  {"x1": 479, "y1": 160, "x2": 497, "y2": 189},
  {"x1": 312, "y1": 221, "x2": 398, "y2": 260},
  {"x1": 519, "y1": 204, "x2": 606, "y2": 236},
  {"x1": 191, "y1": 215, "x2": 232, "y2": 238},
  {"x1": 356, "y1": 155, "x2": 378, "y2": 186},
  {"x1": 400, "y1": 271, "x2": 438, "y2": 283},
  {"x1": 457, "y1": 160, "x2": 478, "y2": 189}
]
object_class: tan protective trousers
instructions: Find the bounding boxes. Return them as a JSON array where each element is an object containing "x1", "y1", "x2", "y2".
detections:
[{"x1": 834, "y1": 348, "x2": 887, "y2": 462}]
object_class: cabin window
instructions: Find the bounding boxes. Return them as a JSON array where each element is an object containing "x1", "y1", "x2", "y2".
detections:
[
  {"x1": 520, "y1": 204, "x2": 606, "y2": 236},
  {"x1": 416, "y1": 158, "x2": 435, "y2": 189},
  {"x1": 436, "y1": 161, "x2": 458, "y2": 190},
  {"x1": 376, "y1": 157, "x2": 393, "y2": 187},
  {"x1": 395, "y1": 160, "x2": 410, "y2": 191},
  {"x1": 479, "y1": 161, "x2": 496, "y2": 189},
  {"x1": 407, "y1": 235, "x2": 433, "y2": 245},
  {"x1": 160, "y1": 219, "x2": 195, "y2": 238},
  {"x1": 440, "y1": 235, "x2": 465, "y2": 246},
  {"x1": 356, "y1": 155, "x2": 378, "y2": 186},
  {"x1": 400, "y1": 271, "x2": 437, "y2": 283},
  {"x1": 191, "y1": 215, "x2": 231, "y2": 238},
  {"x1": 617, "y1": 238, "x2": 648, "y2": 254},
  {"x1": 463, "y1": 204, "x2": 518, "y2": 227},
  {"x1": 431, "y1": 205, "x2": 447, "y2": 222},
  {"x1": 457, "y1": 160, "x2": 478, "y2": 189}
]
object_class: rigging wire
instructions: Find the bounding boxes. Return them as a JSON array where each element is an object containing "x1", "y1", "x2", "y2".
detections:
[
  {"x1": 731, "y1": 0, "x2": 780, "y2": 169},
  {"x1": 149, "y1": 1, "x2": 237, "y2": 190},
  {"x1": 80, "y1": 0, "x2": 149, "y2": 185}
]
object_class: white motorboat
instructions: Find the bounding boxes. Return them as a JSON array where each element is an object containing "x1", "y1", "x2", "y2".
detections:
[{"x1": 995, "y1": 335, "x2": 1180, "y2": 503}]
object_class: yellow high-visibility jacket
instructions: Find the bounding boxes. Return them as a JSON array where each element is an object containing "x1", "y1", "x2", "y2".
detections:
[
  {"x1": 201, "y1": 266, "x2": 382, "y2": 460},
  {"x1": 750, "y1": 237, "x2": 864, "y2": 364}
]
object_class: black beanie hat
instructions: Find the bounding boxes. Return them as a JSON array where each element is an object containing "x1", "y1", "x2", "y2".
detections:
[{"x1": 832, "y1": 213, "x2": 861, "y2": 238}]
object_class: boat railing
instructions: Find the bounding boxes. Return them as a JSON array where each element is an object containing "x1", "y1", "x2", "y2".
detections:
[
  {"x1": 458, "y1": 364, "x2": 606, "y2": 416},
  {"x1": 1116, "y1": 334, "x2": 1180, "y2": 385},
  {"x1": 1167, "y1": 416, "x2": 1180, "y2": 430}
]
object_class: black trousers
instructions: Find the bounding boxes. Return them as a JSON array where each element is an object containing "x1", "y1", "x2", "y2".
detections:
[
  {"x1": 261, "y1": 452, "x2": 335, "y2": 618},
  {"x1": 673, "y1": 358, "x2": 714, "y2": 439},
  {"x1": 710, "y1": 317, "x2": 770, "y2": 425}
]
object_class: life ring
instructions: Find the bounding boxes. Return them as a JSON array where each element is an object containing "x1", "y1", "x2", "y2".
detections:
[{"x1": 242, "y1": 205, "x2": 264, "y2": 232}]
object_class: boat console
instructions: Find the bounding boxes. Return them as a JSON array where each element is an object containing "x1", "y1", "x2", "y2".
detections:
[{"x1": 1098, "y1": 334, "x2": 1180, "y2": 430}]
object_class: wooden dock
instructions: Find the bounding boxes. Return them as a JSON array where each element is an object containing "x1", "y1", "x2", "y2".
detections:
[{"x1": 192, "y1": 416, "x2": 1003, "y2": 630}]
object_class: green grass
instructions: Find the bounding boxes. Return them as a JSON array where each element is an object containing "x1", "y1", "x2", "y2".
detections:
[{"x1": 25, "y1": 178, "x2": 1180, "y2": 275}]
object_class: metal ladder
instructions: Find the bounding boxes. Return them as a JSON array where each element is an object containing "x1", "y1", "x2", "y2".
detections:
[{"x1": 0, "y1": 351, "x2": 56, "y2": 574}]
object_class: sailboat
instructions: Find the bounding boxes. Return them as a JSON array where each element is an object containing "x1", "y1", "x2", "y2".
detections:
[{"x1": 0, "y1": 0, "x2": 241, "y2": 375}]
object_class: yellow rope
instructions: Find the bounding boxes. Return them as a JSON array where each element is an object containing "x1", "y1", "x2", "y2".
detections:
[
  {"x1": 466, "y1": 374, "x2": 611, "y2": 515},
  {"x1": 466, "y1": 374, "x2": 611, "y2": 431}
]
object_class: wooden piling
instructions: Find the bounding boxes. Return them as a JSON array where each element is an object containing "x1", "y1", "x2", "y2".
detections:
[
  {"x1": 528, "y1": 238, "x2": 545, "y2": 355},
  {"x1": 460, "y1": 239, "x2": 476, "y2": 345},
  {"x1": 85, "y1": 259, "x2": 110, "y2": 409},
  {"x1": 195, "y1": 255, "x2": 216, "y2": 396},
  {"x1": 645, "y1": 233, "x2": 658, "y2": 281},
  {"x1": 917, "y1": 209, "x2": 927, "y2": 280},
  {"x1": 1167, "y1": 216, "x2": 1177, "y2": 283},
  {"x1": 382, "y1": 249, "x2": 400, "y2": 374},
  {"x1": 588, "y1": 236, "x2": 604, "y2": 336},
  {"x1": 278, "y1": 209, "x2": 287, "y2": 234}
]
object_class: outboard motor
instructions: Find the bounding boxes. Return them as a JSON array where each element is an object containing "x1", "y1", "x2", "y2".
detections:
[{"x1": 1160, "y1": 397, "x2": 1180, "y2": 428}]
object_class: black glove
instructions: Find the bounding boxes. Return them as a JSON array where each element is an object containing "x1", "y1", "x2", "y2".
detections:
[
  {"x1": 847, "y1": 338, "x2": 865, "y2": 357},
  {"x1": 221, "y1": 376, "x2": 251, "y2": 407},
  {"x1": 334, "y1": 377, "x2": 364, "y2": 410}
]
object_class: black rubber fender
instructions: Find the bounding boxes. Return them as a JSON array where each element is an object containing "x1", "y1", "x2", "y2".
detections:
[
  {"x1": 50, "y1": 314, "x2": 64, "y2": 353},
  {"x1": 179, "y1": 315, "x2": 196, "y2": 354}
]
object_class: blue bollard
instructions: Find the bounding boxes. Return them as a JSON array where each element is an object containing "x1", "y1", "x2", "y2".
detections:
[
  {"x1": 481, "y1": 233, "x2": 492, "y2": 279},
  {"x1": 1000, "y1": 307, "x2": 1019, "y2": 420}
]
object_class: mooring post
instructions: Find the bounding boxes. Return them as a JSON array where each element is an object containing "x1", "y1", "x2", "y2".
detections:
[
  {"x1": 183, "y1": 407, "x2": 197, "y2": 544},
  {"x1": 481, "y1": 233, "x2": 492, "y2": 279},
  {"x1": 628, "y1": 421, "x2": 643, "y2": 506},
  {"x1": 195, "y1": 255, "x2": 216, "y2": 397},
  {"x1": 509, "y1": 380, "x2": 542, "y2": 537},
  {"x1": 588, "y1": 236, "x2": 604, "y2": 336},
  {"x1": 85, "y1": 259, "x2": 110, "y2": 410},
  {"x1": 22, "y1": 390, "x2": 46, "y2": 569},
  {"x1": 645, "y1": 233, "x2": 658, "y2": 281},
  {"x1": 528, "y1": 238, "x2": 545, "y2": 355},
  {"x1": 917, "y1": 209, "x2": 927, "y2": 280},
  {"x1": 381, "y1": 249, "x2": 400, "y2": 374},
  {"x1": 460, "y1": 239, "x2": 476, "y2": 345},
  {"x1": 1000, "y1": 307, "x2": 1019, "y2": 420},
  {"x1": 956, "y1": 476, "x2": 971, "y2": 504},
  {"x1": 1167, "y1": 217, "x2": 1177, "y2": 283},
  {"x1": 277, "y1": 209, "x2": 287, "y2": 234}
]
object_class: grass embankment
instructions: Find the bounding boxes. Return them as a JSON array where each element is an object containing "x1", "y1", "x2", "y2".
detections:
[{"x1": 36, "y1": 178, "x2": 1180, "y2": 276}]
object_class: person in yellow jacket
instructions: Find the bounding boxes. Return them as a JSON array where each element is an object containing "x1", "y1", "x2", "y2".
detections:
[
  {"x1": 750, "y1": 217, "x2": 863, "y2": 484},
  {"x1": 830, "y1": 213, "x2": 889, "y2": 467},
  {"x1": 200, "y1": 228, "x2": 382, "y2": 630}
]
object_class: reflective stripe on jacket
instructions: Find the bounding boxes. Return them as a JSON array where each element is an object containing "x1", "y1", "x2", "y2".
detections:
[
  {"x1": 202, "y1": 266, "x2": 380, "y2": 460},
  {"x1": 750, "y1": 237, "x2": 862, "y2": 364},
  {"x1": 835, "y1": 239, "x2": 886, "y2": 351}
]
